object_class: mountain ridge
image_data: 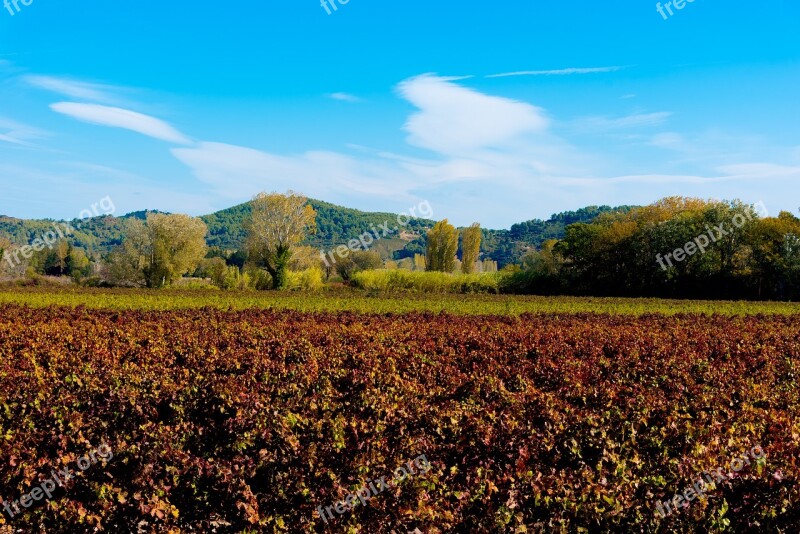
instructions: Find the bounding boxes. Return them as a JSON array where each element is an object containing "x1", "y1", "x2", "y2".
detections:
[{"x1": 0, "y1": 199, "x2": 634, "y2": 267}]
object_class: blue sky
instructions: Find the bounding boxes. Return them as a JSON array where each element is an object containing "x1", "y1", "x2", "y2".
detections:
[{"x1": 1, "y1": 1, "x2": 799, "y2": 228}]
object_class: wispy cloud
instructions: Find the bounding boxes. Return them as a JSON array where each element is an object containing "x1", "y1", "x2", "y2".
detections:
[
  {"x1": 576, "y1": 112, "x2": 673, "y2": 131},
  {"x1": 649, "y1": 132, "x2": 684, "y2": 148},
  {"x1": 11, "y1": 70, "x2": 793, "y2": 226},
  {"x1": 562, "y1": 163, "x2": 800, "y2": 186},
  {"x1": 171, "y1": 74, "x2": 776, "y2": 226},
  {"x1": 50, "y1": 103, "x2": 192, "y2": 145},
  {"x1": 486, "y1": 66, "x2": 626, "y2": 78},
  {"x1": 0, "y1": 59, "x2": 22, "y2": 78},
  {"x1": 170, "y1": 75, "x2": 585, "y2": 218},
  {"x1": 0, "y1": 116, "x2": 50, "y2": 147},
  {"x1": 327, "y1": 92, "x2": 362, "y2": 103},
  {"x1": 0, "y1": 161, "x2": 216, "y2": 219},
  {"x1": 397, "y1": 74, "x2": 549, "y2": 155},
  {"x1": 24, "y1": 75, "x2": 126, "y2": 105},
  {"x1": 171, "y1": 142, "x2": 419, "y2": 204}
]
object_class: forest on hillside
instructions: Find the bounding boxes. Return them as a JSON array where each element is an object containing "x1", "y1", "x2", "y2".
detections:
[
  {"x1": 6, "y1": 195, "x2": 799, "y2": 300},
  {"x1": 0, "y1": 200, "x2": 628, "y2": 268}
]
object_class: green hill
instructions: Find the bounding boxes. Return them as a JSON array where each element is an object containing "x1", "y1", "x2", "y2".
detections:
[
  {"x1": 0, "y1": 200, "x2": 633, "y2": 267},
  {"x1": 200, "y1": 199, "x2": 435, "y2": 251}
]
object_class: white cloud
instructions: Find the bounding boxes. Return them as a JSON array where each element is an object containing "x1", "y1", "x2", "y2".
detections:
[
  {"x1": 649, "y1": 132, "x2": 685, "y2": 148},
  {"x1": 716, "y1": 162, "x2": 800, "y2": 181},
  {"x1": 171, "y1": 142, "x2": 418, "y2": 204},
  {"x1": 167, "y1": 75, "x2": 591, "y2": 223},
  {"x1": 397, "y1": 74, "x2": 549, "y2": 155},
  {"x1": 50, "y1": 103, "x2": 192, "y2": 145},
  {"x1": 24, "y1": 75, "x2": 125, "y2": 105},
  {"x1": 576, "y1": 112, "x2": 673, "y2": 131},
  {"x1": 0, "y1": 116, "x2": 50, "y2": 146},
  {"x1": 556, "y1": 162, "x2": 800, "y2": 187},
  {"x1": 10, "y1": 70, "x2": 794, "y2": 227},
  {"x1": 328, "y1": 92, "x2": 361, "y2": 102},
  {"x1": 0, "y1": 161, "x2": 216, "y2": 219},
  {"x1": 487, "y1": 66, "x2": 625, "y2": 78}
]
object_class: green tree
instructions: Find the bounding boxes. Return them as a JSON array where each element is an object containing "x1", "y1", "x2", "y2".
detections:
[
  {"x1": 0, "y1": 237, "x2": 11, "y2": 276},
  {"x1": 554, "y1": 197, "x2": 764, "y2": 298},
  {"x1": 146, "y1": 214, "x2": 208, "y2": 287},
  {"x1": 336, "y1": 250, "x2": 382, "y2": 281},
  {"x1": 111, "y1": 213, "x2": 208, "y2": 288},
  {"x1": 68, "y1": 247, "x2": 92, "y2": 281},
  {"x1": 245, "y1": 191, "x2": 317, "y2": 289},
  {"x1": 747, "y1": 212, "x2": 800, "y2": 298},
  {"x1": 199, "y1": 257, "x2": 229, "y2": 288},
  {"x1": 461, "y1": 223, "x2": 481, "y2": 274},
  {"x1": 55, "y1": 240, "x2": 70, "y2": 275}
]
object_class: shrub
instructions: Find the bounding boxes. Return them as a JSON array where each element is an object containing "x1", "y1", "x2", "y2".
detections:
[
  {"x1": 244, "y1": 264, "x2": 272, "y2": 290},
  {"x1": 173, "y1": 278, "x2": 219, "y2": 290},
  {"x1": 283, "y1": 267, "x2": 325, "y2": 291},
  {"x1": 350, "y1": 269, "x2": 503, "y2": 293},
  {"x1": 335, "y1": 250, "x2": 383, "y2": 281}
]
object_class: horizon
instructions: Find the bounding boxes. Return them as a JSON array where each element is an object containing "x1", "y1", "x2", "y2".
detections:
[
  {"x1": 1, "y1": 2, "x2": 799, "y2": 228},
  {"x1": 0, "y1": 194, "x2": 629, "y2": 230},
  {"x1": 0, "y1": 194, "x2": 785, "y2": 233}
]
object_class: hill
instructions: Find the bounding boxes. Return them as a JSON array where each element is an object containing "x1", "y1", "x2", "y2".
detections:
[{"x1": 0, "y1": 201, "x2": 634, "y2": 267}]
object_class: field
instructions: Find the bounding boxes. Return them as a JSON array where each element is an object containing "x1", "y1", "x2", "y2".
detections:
[
  {"x1": 2, "y1": 286, "x2": 800, "y2": 316},
  {"x1": 0, "y1": 290, "x2": 799, "y2": 532}
]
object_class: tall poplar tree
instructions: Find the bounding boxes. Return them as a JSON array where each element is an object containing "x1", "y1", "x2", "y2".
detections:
[
  {"x1": 461, "y1": 223, "x2": 481, "y2": 274},
  {"x1": 426, "y1": 219, "x2": 459, "y2": 272}
]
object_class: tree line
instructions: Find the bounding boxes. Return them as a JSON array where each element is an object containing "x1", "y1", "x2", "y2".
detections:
[
  {"x1": 5, "y1": 193, "x2": 799, "y2": 300},
  {"x1": 506, "y1": 197, "x2": 800, "y2": 300},
  {"x1": 21, "y1": 191, "x2": 487, "y2": 290}
]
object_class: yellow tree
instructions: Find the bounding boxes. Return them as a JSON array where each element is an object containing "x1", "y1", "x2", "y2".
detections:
[
  {"x1": 55, "y1": 240, "x2": 70, "y2": 275},
  {"x1": 413, "y1": 253, "x2": 426, "y2": 271},
  {"x1": 461, "y1": 223, "x2": 481, "y2": 274},
  {"x1": 426, "y1": 219, "x2": 459, "y2": 272},
  {"x1": 111, "y1": 213, "x2": 207, "y2": 288},
  {"x1": 246, "y1": 191, "x2": 317, "y2": 289},
  {"x1": 143, "y1": 213, "x2": 208, "y2": 288},
  {"x1": 0, "y1": 236, "x2": 12, "y2": 275}
]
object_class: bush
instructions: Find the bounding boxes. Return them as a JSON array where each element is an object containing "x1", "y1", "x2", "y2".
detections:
[
  {"x1": 500, "y1": 269, "x2": 566, "y2": 295},
  {"x1": 219, "y1": 266, "x2": 247, "y2": 290},
  {"x1": 350, "y1": 269, "x2": 503, "y2": 293},
  {"x1": 80, "y1": 276, "x2": 114, "y2": 288},
  {"x1": 283, "y1": 267, "x2": 325, "y2": 291},
  {"x1": 173, "y1": 278, "x2": 219, "y2": 290},
  {"x1": 335, "y1": 250, "x2": 383, "y2": 281},
  {"x1": 244, "y1": 264, "x2": 272, "y2": 290}
]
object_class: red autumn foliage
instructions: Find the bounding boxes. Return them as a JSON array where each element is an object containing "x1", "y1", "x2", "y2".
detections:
[{"x1": 0, "y1": 306, "x2": 798, "y2": 532}]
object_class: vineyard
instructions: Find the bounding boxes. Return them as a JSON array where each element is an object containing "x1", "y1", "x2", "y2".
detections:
[
  {"x1": 0, "y1": 303, "x2": 798, "y2": 532},
  {"x1": 2, "y1": 286, "x2": 800, "y2": 316}
]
